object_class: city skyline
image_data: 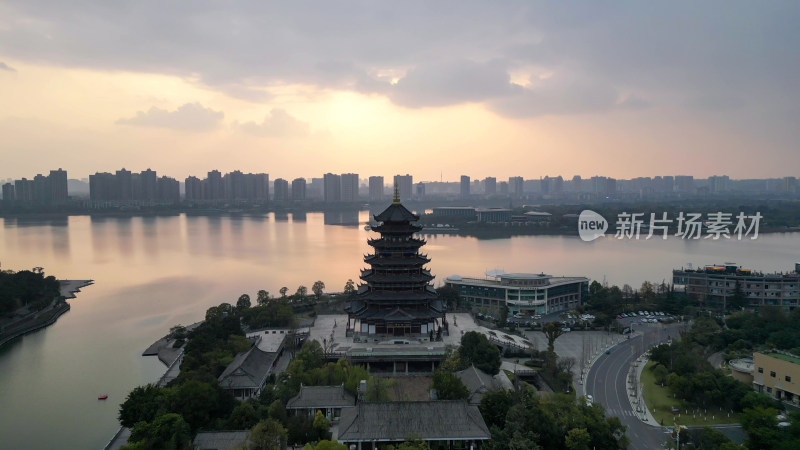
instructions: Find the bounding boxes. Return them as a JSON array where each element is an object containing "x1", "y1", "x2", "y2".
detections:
[{"x1": 2, "y1": 2, "x2": 800, "y2": 180}]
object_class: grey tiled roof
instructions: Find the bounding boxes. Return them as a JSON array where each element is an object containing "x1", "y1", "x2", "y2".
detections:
[
  {"x1": 217, "y1": 344, "x2": 277, "y2": 390},
  {"x1": 456, "y1": 365, "x2": 509, "y2": 404},
  {"x1": 193, "y1": 430, "x2": 248, "y2": 449},
  {"x1": 286, "y1": 385, "x2": 356, "y2": 409},
  {"x1": 337, "y1": 401, "x2": 490, "y2": 442}
]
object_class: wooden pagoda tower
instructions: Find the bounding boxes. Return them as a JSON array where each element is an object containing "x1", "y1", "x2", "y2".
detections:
[{"x1": 346, "y1": 189, "x2": 446, "y2": 338}]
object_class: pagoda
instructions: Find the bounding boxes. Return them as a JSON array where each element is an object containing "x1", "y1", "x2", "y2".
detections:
[{"x1": 346, "y1": 189, "x2": 446, "y2": 338}]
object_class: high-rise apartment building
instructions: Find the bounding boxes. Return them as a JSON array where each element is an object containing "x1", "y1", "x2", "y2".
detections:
[
  {"x1": 393, "y1": 174, "x2": 412, "y2": 201},
  {"x1": 509, "y1": 176, "x2": 524, "y2": 198},
  {"x1": 341, "y1": 173, "x2": 359, "y2": 202},
  {"x1": 291, "y1": 178, "x2": 307, "y2": 202},
  {"x1": 484, "y1": 177, "x2": 496, "y2": 195},
  {"x1": 369, "y1": 176, "x2": 384, "y2": 202},
  {"x1": 460, "y1": 175, "x2": 471, "y2": 198},
  {"x1": 273, "y1": 178, "x2": 290, "y2": 203},
  {"x1": 49, "y1": 169, "x2": 68, "y2": 204},
  {"x1": 185, "y1": 176, "x2": 203, "y2": 201},
  {"x1": 324, "y1": 173, "x2": 341, "y2": 203}
]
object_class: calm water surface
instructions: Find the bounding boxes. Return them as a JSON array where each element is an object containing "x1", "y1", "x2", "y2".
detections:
[{"x1": 0, "y1": 212, "x2": 798, "y2": 449}]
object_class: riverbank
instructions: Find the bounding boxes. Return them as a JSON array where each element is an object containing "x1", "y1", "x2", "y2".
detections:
[{"x1": 0, "y1": 280, "x2": 93, "y2": 348}]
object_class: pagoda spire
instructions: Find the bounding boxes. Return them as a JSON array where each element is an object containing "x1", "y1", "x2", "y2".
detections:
[{"x1": 393, "y1": 183, "x2": 401, "y2": 204}]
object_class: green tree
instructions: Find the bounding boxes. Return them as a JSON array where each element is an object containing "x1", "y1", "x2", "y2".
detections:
[
  {"x1": 279, "y1": 287, "x2": 288, "y2": 298},
  {"x1": 388, "y1": 436, "x2": 431, "y2": 450},
  {"x1": 478, "y1": 389, "x2": 513, "y2": 429},
  {"x1": 247, "y1": 419, "x2": 288, "y2": 450},
  {"x1": 257, "y1": 290, "x2": 270, "y2": 306},
  {"x1": 343, "y1": 279, "x2": 356, "y2": 297},
  {"x1": 295, "y1": 340, "x2": 325, "y2": 370},
  {"x1": 237, "y1": 294, "x2": 252, "y2": 310},
  {"x1": 728, "y1": 282, "x2": 748, "y2": 312},
  {"x1": 436, "y1": 285, "x2": 461, "y2": 310},
  {"x1": 118, "y1": 384, "x2": 170, "y2": 428},
  {"x1": 365, "y1": 377, "x2": 392, "y2": 401},
  {"x1": 229, "y1": 402, "x2": 259, "y2": 429},
  {"x1": 459, "y1": 332, "x2": 501, "y2": 375},
  {"x1": 296, "y1": 285, "x2": 308, "y2": 298},
  {"x1": 652, "y1": 364, "x2": 669, "y2": 386},
  {"x1": 741, "y1": 406, "x2": 780, "y2": 450},
  {"x1": 313, "y1": 410, "x2": 332, "y2": 440},
  {"x1": 543, "y1": 322, "x2": 564, "y2": 353},
  {"x1": 312, "y1": 281, "x2": 326, "y2": 299},
  {"x1": 432, "y1": 370, "x2": 470, "y2": 400},
  {"x1": 565, "y1": 428, "x2": 591, "y2": 450},
  {"x1": 125, "y1": 413, "x2": 191, "y2": 450},
  {"x1": 303, "y1": 441, "x2": 347, "y2": 450}
]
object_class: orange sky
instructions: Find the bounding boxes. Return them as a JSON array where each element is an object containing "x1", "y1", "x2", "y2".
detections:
[{"x1": 1, "y1": 2, "x2": 798, "y2": 181}]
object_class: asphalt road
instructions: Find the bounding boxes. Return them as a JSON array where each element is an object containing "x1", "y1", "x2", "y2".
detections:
[{"x1": 586, "y1": 323, "x2": 680, "y2": 450}]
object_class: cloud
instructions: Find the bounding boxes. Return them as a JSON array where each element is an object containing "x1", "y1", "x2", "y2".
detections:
[
  {"x1": 236, "y1": 109, "x2": 310, "y2": 137},
  {"x1": 116, "y1": 103, "x2": 224, "y2": 131},
  {"x1": 389, "y1": 59, "x2": 520, "y2": 108},
  {"x1": 489, "y1": 74, "x2": 619, "y2": 118},
  {"x1": 0, "y1": 62, "x2": 16, "y2": 72}
]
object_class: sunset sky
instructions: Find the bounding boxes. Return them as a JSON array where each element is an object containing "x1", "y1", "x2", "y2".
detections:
[{"x1": 1, "y1": 1, "x2": 798, "y2": 181}]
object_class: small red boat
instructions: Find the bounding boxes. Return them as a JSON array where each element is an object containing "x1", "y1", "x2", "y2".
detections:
[{"x1": 98, "y1": 394, "x2": 108, "y2": 400}]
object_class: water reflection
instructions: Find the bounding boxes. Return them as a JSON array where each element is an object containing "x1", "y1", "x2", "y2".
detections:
[{"x1": 1, "y1": 214, "x2": 800, "y2": 449}]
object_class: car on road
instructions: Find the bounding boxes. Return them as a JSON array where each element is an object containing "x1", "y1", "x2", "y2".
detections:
[{"x1": 605, "y1": 349, "x2": 611, "y2": 354}]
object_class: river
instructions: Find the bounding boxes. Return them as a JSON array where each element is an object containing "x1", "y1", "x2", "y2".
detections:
[{"x1": 0, "y1": 212, "x2": 798, "y2": 449}]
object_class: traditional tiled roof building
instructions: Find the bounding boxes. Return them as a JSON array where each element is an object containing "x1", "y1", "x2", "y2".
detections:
[{"x1": 346, "y1": 191, "x2": 446, "y2": 338}]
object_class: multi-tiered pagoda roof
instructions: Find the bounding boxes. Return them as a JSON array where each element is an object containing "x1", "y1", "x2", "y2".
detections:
[{"x1": 346, "y1": 195, "x2": 445, "y2": 337}]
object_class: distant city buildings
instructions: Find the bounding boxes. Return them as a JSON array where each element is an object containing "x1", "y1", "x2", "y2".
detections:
[
  {"x1": 393, "y1": 174, "x2": 413, "y2": 201},
  {"x1": 341, "y1": 173, "x2": 359, "y2": 202},
  {"x1": 273, "y1": 178, "x2": 290, "y2": 204},
  {"x1": 291, "y1": 178, "x2": 306, "y2": 202},
  {"x1": 369, "y1": 176, "x2": 384, "y2": 202},
  {"x1": 484, "y1": 177, "x2": 496, "y2": 196},
  {"x1": 323, "y1": 173, "x2": 341, "y2": 203},
  {"x1": 0, "y1": 168, "x2": 69, "y2": 209},
  {"x1": 3, "y1": 168, "x2": 800, "y2": 211},
  {"x1": 460, "y1": 175, "x2": 470, "y2": 199}
]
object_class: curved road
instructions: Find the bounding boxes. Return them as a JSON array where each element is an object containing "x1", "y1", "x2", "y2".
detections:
[{"x1": 586, "y1": 324, "x2": 678, "y2": 449}]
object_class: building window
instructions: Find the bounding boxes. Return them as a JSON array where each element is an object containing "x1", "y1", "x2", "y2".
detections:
[
  {"x1": 767, "y1": 387, "x2": 772, "y2": 393},
  {"x1": 770, "y1": 371, "x2": 776, "y2": 378},
  {"x1": 758, "y1": 367, "x2": 763, "y2": 373},
  {"x1": 786, "y1": 376, "x2": 792, "y2": 382}
]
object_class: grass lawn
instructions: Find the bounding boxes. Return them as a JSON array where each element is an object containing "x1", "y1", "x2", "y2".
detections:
[{"x1": 641, "y1": 360, "x2": 739, "y2": 426}]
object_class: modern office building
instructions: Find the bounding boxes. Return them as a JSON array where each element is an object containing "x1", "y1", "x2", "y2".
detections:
[
  {"x1": 291, "y1": 178, "x2": 307, "y2": 202},
  {"x1": 369, "y1": 176, "x2": 384, "y2": 202},
  {"x1": 431, "y1": 207, "x2": 476, "y2": 219},
  {"x1": 341, "y1": 173, "x2": 359, "y2": 202},
  {"x1": 393, "y1": 174, "x2": 413, "y2": 201},
  {"x1": 475, "y1": 208, "x2": 511, "y2": 223},
  {"x1": 673, "y1": 263, "x2": 800, "y2": 310},
  {"x1": 445, "y1": 272, "x2": 589, "y2": 316},
  {"x1": 753, "y1": 351, "x2": 800, "y2": 406}
]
